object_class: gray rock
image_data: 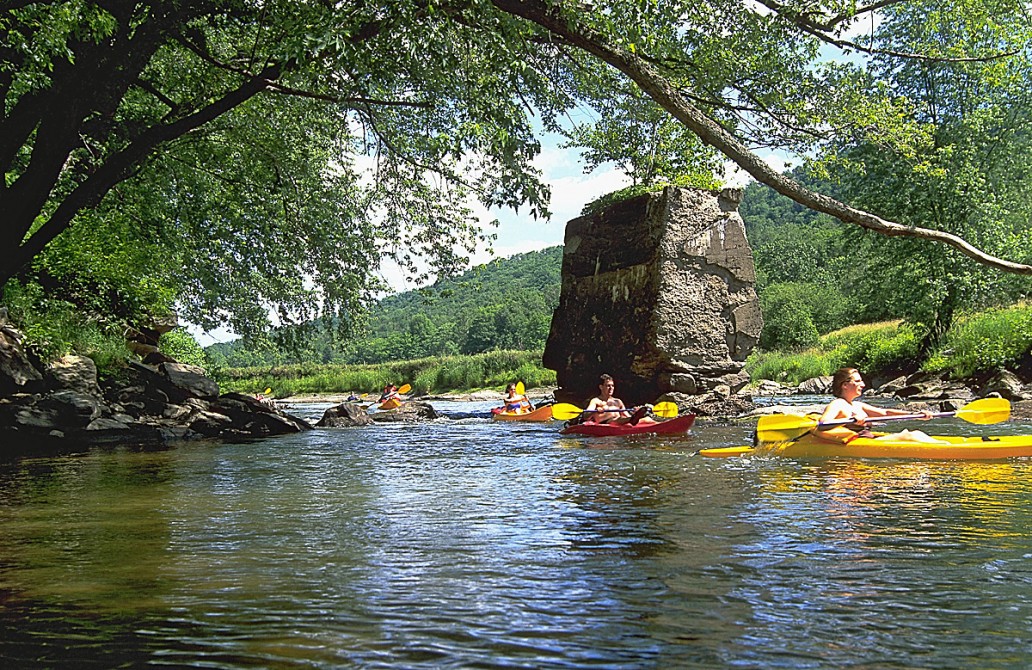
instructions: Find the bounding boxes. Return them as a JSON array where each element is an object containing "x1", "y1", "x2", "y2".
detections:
[
  {"x1": 159, "y1": 362, "x2": 220, "y2": 400},
  {"x1": 798, "y1": 376, "x2": 832, "y2": 395},
  {"x1": 0, "y1": 324, "x2": 43, "y2": 392},
  {"x1": 48, "y1": 355, "x2": 102, "y2": 395},
  {"x1": 370, "y1": 401, "x2": 438, "y2": 423},
  {"x1": 87, "y1": 417, "x2": 132, "y2": 431},
  {"x1": 43, "y1": 389, "x2": 104, "y2": 426},
  {"x1": 189, "y1": 410, "x2": 234, "y2": 436},
  {"x1": 982, "y1": 370, "x2": 1029, "y2": 401},
  {"x1": 543, "y1": 186, "x2": 761, "y2": 406},
  {"x1": 318, "y1": 402, "x2": 374, "y2": 427}
]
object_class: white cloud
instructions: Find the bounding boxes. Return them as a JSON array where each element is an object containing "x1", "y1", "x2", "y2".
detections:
[
  {"x1": 723, "y1": 151, "x2": 794, "y2": 187},
  {"x1": 188, "y1": 324, "x2": 238, "y2": 347}
]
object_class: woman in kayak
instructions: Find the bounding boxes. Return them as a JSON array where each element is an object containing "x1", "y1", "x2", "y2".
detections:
[
  {"x1": 816, "y1": 367, "x2": 943, "y2": 444},
  {"x1": 584, "y1": 374, "x2": 652, "y2": 425},
  {"x1": 502, "y1": 383, "x2": 533, "y2": 413}
]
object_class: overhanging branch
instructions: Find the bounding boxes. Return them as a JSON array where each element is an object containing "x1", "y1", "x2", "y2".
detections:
[{"x1": 490, "y1": 0, "x2": 1032, "y2": 276}]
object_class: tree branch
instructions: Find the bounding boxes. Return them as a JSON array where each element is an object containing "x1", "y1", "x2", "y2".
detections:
[
  {"x1": 264, "y1": 81, "x2": 431, "y2": 108},
  {"x1": 490, "y1": 0, "x2": 1032, "y2": 276},
  {"x1": 756, "y1": 0, "x2": 1021, "y2": 63}
]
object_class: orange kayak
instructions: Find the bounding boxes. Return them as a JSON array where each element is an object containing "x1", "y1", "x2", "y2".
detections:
[
  {"x1": 377, "y1": 397, "x2": 402, "y2": 410},
  {"x1": 491, "y1": 405, "x2": 554, "y2": 422}
]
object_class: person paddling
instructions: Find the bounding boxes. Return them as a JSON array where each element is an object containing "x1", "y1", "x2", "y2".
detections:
[
  {"x1": 583, "y1": 374, "x2": 652, "y2": 425},
  {"x1": 815, "y1": 367, "x2": 944, "y2": 444},
  {"x1": 503, "y1": 382, "x2": 533, "y2": 413},
  {"x1": 379, "y1": 383, "x2": 399, "y2": 403}
]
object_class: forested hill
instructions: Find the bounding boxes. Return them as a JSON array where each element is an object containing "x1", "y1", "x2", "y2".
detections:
[{"x1": 207, "y1": 246, "x2": 563, "y2": 367}]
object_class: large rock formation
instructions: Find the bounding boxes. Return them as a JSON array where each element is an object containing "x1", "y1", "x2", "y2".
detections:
[{"x1": 544, "y1": 186, "x2": 762, "y2": 406}]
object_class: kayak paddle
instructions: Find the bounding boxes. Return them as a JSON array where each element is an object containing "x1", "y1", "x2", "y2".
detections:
[
  {"x1": 756, "y1": 397, "x2": 1011, "y2": 443},
  {"x1": 552, "y1": 401, "x2": 679, "y2": 421}
]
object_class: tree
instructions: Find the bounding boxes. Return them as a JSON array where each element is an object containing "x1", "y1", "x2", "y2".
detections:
[
  {"x1": 6, "y1": 0, "x2": 1032, "y2": 348},
  {"x1": 816, "y1": 0, "x2": 1032, "y2": 342},
  {"x1": 2, "y1": 0, "x2": 565, "y2": 334},
  {"x1": 489, "y1": 0, "x2": 1032, "y2": 276}
]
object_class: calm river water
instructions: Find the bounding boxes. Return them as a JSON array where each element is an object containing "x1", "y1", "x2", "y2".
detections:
[{"x1": 3, "y1": 399, "x2": 1032, "y2": 668}]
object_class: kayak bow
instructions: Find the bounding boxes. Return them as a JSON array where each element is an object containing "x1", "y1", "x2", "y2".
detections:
[{"x1": 491, "y1": 405, "x2": 554, "y2": 422}]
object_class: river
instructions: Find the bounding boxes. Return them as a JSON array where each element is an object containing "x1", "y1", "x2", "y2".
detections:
[{"x1": 2, "y1": 399, "x2": 1032, "y2": 668}]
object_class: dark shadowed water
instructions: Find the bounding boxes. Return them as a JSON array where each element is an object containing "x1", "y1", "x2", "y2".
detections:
[{"x1": 3, "y1": 400, "x2": 1032, "y2": 668}]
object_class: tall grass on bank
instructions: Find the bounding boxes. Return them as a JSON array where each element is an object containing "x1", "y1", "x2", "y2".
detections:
[
  {"x1": 214, "y1": 350, "x2": 556, "y2": 398},
  {"x1": 747, "y1": 303, "x2": 1032, "y2": 385},
  {"x1": 924, "y1": 304, "x2": 1032, "y2": 378},
  {"x1": 2, "y1": 280, "x2": 131, "y2": 375},
  {"x1": 746, "y1": 320, "x2": 920, "y2": 385}
]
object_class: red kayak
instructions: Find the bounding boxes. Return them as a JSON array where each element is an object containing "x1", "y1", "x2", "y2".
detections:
[{"x1": 559, "y1": 414, "x2": 696, "y2": 437}]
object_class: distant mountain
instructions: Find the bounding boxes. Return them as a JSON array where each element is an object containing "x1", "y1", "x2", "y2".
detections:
[{"x1": 207, "y1": 246, "x2": 564, "y2": 367}]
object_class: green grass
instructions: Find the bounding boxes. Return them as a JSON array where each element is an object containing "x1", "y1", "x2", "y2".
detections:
[
  {"x1": 923, "y1": 303, "x2": 1032, "y2": 378},
  {"x1": 213, "y1": 349, "x2": 556, "y2": 398},
  {"x1": 747, "y1": 304, "x2": 1032, "y2": 386},
  {"x1": 746, "y1": 319, "x2": 920, "y2": 385}
]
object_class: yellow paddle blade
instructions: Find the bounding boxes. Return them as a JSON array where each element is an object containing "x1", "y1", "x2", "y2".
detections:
[
  {"x1": 515, "y1": 381, "x2": 525, "y2": 395},
  {"x1": 397, "y1": 383, "x2": 412, "y2": 395},
  {"x1": 552, "y1": 403, "x2": 586, "y2": 420},
  {"x1": 756, "y1": 413, "x2": 819, "y2": 443},
  {"x1": 955, "y1": 397, "x2": 1010, "y2": 424},
  {"x1": 653, "y1": 401, "x2": 679, "y2": 418},
  {"x1": 263, "y1": 387, "x2": 272, "y2": 395}
]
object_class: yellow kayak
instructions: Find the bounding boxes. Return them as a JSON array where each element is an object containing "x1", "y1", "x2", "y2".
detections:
[
  {"x1": 700, "y1": 433, "x2": 1032, "y2": 460},
  {"x1": 491, "y1": 405, "x2": 554, "y2": 422}
]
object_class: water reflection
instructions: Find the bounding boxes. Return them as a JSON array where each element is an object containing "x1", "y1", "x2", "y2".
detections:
[
  {"x1": 726, "y1": 457, "x2": 1032, "y2": 667},
  {"x1": 2, "y1": 405, "x2": 1032, "y2": 668}
]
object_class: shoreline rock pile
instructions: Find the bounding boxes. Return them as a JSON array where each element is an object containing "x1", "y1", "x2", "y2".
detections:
[{"x1": 0, "y1": 312, "x2": 311, "y2": 452}]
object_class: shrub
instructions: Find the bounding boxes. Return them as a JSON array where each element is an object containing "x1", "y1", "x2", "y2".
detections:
[
  {"x1": 159, "y1": 329, "x2": 210, "y2": 369},
  {"x1": 924, "y1": 305, "x2": 1032, "y2": 378},
  {"x1": 759, "y1": 283, "x2": 820, "y2": 350},
  {"x1": 580, "y1": 174, "x2": 723, "y2": 217}
]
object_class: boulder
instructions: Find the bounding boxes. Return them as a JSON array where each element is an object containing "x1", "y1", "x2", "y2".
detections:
[
  {"x1": 0, "y1": 319, "x2": 43, "y2": 393},
  {"x1": 369, "y1": 401, "x2": 438, "y2": 423},
  {"x1": 210, "y1": 392, "x2": 312, "y2": 435},
  {"x1": 48, "y1": 355, "x2": 103, "y2": 396},
  {"x1": 543, "y1": 186, "x2": 762, "y2": 406},
  {"x1": 798, "y1": 376, "x2": 832, "y2": 395},
  {"x1": 159, "y1": 362, "x2": 220, "y2": 400},
  {"x1": 0, "y1": 334, "x2": 313, "y2": 450},
  {"x1": 981, "y1": 369, "x2": 1030, "y2": 401},
  {"x1": 317, "y1": 402, "x2": 375, "y2": 427}
]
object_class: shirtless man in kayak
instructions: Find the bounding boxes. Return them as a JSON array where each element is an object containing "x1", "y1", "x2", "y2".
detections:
[{"x1": 583, "y1": 374, "x2": 652, "y2": 425}]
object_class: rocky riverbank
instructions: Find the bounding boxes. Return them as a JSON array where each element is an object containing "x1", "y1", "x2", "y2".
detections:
[{"x1": 0, "y1": 314, "x2": 311, "y2": 453}]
